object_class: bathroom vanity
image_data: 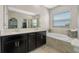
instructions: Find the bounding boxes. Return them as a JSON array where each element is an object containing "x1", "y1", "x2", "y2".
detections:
[
  {"x1": 0, "y1": 6, "x2": 46, "y2": 53},
  {"x1": 0, "y1": 31, "x2": 46, "y2": 53}
]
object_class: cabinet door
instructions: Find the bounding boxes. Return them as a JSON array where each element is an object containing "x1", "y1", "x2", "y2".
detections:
[
  {"x1": 1, "y1": 35, "x2": 16, "y2": 53},
  {"x1": 14, "y1": 39, "x2": 26, "y2": 53},
  {"x1": 10, "y1": 35, "x2": 26, "y2": 53},
  {"x1": 20, "y1": 34, "x2": 29, "y2": 53},
  {"x1": 0, "y1": 37, "x2": 1, "y2": 53},
  {"x1": 25, "y1": 35, "x2": 29, "y2": 52},
  {"x1": 36, "y1": 33, "x2": 42, "y2": 47},
  {"x1": 36, "y1": 31, "x2": 46, "y2": 48},
  {"x1": 1, "y1": 34, "x2": 27, "y2": 53},
  {"x1": 41, "y1": 31, "x2": 46, "y2": 45},
  {"x1": 28, "y1": 33, "x2": 36, "y2": 52}
]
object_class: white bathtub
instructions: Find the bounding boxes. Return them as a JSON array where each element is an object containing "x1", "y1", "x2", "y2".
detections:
[{"x1": 47, "y1": 32, "x2": 72, "y2": 43}]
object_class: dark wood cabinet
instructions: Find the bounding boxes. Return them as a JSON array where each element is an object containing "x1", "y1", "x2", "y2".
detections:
[
  {"x1": 1, "y1": 35, "x2": 17, "y2": 53},
  {"x1": 28, "y1": 33, "x2": 36, "y2": 52},
  {"x1": 1, "y1": 34, "x2": 27, "y2": 53},
  {"x1": 36, "y1": 32, "x2": 42, "y2": 48},
  {"x1": 13, "y1": 35, "x2": 26, "y2": 53},
  {"x1": 40, "y1": 31, "x2": 46, "y2": 45},
  {"x1": 0, "y1": 37, "x2": 1, "y2": 53},
  {"x1": 36, "y1": 31, "x2": 46, "y2": 48},
  {"x1": 0, "y1": 31, "x2": 46, "y2": 53}
]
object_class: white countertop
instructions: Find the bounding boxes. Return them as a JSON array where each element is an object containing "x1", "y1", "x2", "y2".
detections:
[{"x1": 0, "y1": 28, "x2": 46, "y2": 36}]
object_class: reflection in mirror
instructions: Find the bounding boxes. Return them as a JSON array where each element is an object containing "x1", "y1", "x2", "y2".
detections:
[
  {"x1": 8, "y1": 18, "x2": 17, "y2": 29},
  {"x1": 28, "y1": 19, "x2": 32, "y2": 28},
  {"x1": 22, "y1": 19, "x2": 27, "y2": 28},
  {"x1": 31, "y1": 19, "x2": 38, "y2": 28},
  {"x1": 28, "y1": 15, "x2": 40, "y2": 28}
]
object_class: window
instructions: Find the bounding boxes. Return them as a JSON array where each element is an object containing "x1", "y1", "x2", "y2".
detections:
[
  {"x1": 53, "y1": 11, "x2": 71, "y2": 27},
  {"x1": 8, "y1": 18, "x2": 17, "y2": 29}
]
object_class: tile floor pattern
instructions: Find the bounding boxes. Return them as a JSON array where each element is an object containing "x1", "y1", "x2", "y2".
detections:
[{"x1": 30, "y1": 45, "x2": 60, "y2": 53}]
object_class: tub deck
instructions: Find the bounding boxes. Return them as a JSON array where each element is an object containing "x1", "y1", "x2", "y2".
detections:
[{"x1": 46, "y1": 33, "x2": 73, "y2": 53}]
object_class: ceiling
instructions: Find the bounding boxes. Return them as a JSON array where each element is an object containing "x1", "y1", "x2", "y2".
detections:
[
  {"x1": 43, "y1": 5, "x2": 57, "y2": 8},
  {"x1": 8, "y1": 5, "x2": 41, "y2": 15},
  {"x1": 8, "y1": 5, "x2": 57, "y2": 15}
]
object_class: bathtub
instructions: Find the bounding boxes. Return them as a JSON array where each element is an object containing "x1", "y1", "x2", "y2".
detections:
[
  {"x1": 47, "y1": 32, "x2": 72, "y2": 43},
  {"x1": 46, "y1": 32, "x2": 73, "y2": 52}
]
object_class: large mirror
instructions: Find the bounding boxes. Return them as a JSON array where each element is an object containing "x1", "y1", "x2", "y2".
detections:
[{"x1": 8, "y1": 8, "x2": 40, "y2": 29}]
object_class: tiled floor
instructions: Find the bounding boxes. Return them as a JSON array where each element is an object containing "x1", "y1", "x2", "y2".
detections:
[{"x1": 30, "y1": 45, "x2": 60, "y2": 53}]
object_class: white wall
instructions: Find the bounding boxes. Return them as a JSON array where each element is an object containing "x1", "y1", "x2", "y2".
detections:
[
  {"x1": 39, "y1": 7, "x2": 49, "y2": 30},
  {"x1": 0, "y1": 5, "x2": 4, "y2": 31},
  {"x1": 78, "y1": 7, "x2": 79, "y2": 39},
  {"x1": 78, "y1": 17, "x2": 79, "y2": 39}
]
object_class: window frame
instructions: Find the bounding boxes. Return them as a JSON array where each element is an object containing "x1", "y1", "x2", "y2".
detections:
[{"x1": 52, "y1": 11, "x2": 71, "y2": 28}]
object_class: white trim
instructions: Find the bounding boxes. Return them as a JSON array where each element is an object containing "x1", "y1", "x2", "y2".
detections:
[
  {"x1": 8, "y1": 7, "x2": 37, "y2": 15},
  {"x1": 78, "y1": 16, "x2": 79, "y2": 39}
]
